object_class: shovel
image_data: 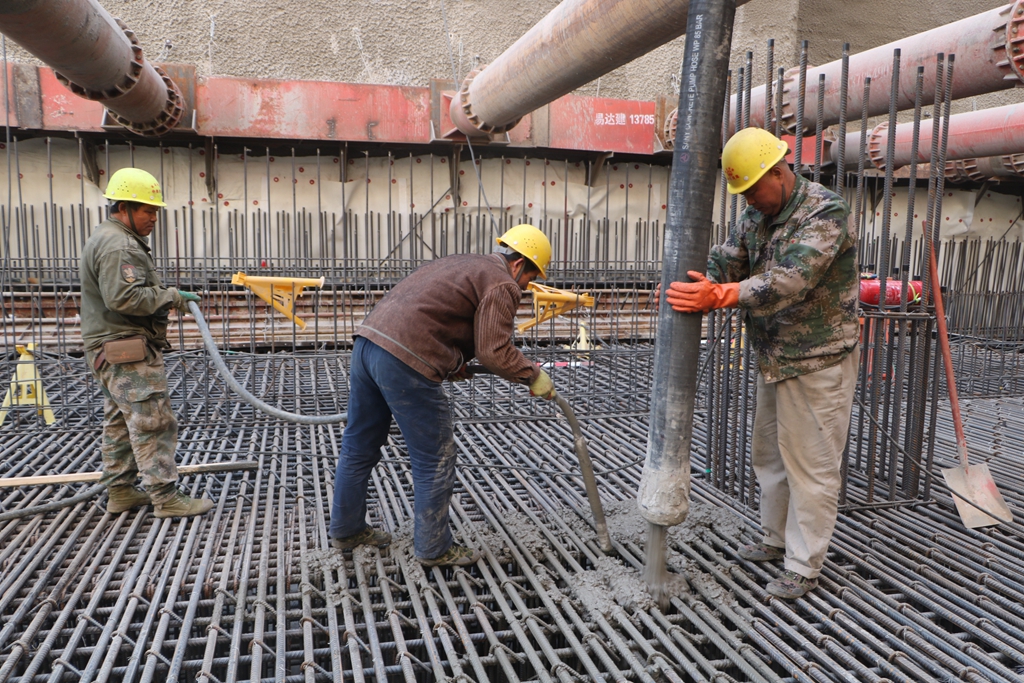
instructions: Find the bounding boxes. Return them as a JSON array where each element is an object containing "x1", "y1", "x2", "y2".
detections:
[{"x1": 924, "y1": 231, "x2": 1013, "y2": 528}]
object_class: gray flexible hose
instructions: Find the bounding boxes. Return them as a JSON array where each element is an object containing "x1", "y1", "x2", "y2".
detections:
[
  {"x1": 465, "y1": 364, "x2": 611, "y2": 552},
  {"x1": 554, "y1": 392, "x2": 613, "y2": 553},
  {"x1": 188, "y1": 301, "x2": 348, "y2": 424}
]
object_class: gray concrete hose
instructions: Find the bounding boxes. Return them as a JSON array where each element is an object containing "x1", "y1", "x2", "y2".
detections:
[{"x1": 189, "y1": 301, "x2": 348, "y2": 425}]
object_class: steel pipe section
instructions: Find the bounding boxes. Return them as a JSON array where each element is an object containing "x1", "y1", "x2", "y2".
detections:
[
  {"x1": 733, "y1": 0, "x2": 1024, "y2": 135},
  {"x1": 450, "y1": 0, "x2": 751, "y2": 137},
  {"x1": 832, "y1": 102, "x2": 1024, "y2": 170},
  {"x1": 0, "y1": 0, "x2": 184, "y2": 136},
  {"x1": 639, "y1": 0, "x2": 736, "y2": 529}
]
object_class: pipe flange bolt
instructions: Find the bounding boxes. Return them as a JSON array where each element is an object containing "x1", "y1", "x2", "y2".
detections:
[
  {"x1": 663, "y1": 108, "x2": 677, "y2": 149},
  {"x1": 1004, "y1": 0, "x2": 1024, "y2": 84},
  {"x1": 1004, "y1": 153, "x2": 1024, "y2": 175},
  {"x1": 866, "y1": 121, "x2": 890, "y2": 171},
  {"x1": 944, "y1": 160, "x2": 971, "y2": 183},
  {"x1": 453, "y1": 68, "x2": 521, "y2": 136},
  {"x1": 777, "y1": 65, "x2": 808, "y2": 135},
  {"x1": 960, "y1": 158, "x2": 987, "y2": 182},
  {"x1": 106, "y1": 64, "x2": 185, "y2": 137}
]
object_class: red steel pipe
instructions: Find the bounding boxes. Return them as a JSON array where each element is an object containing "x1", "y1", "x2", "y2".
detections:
[
  {"x1": 832, "y1": 102, "x2": 1024, "y2": 170},
  {"x1": 0, "y1": 0, "x2": 183, "y2": 135},
  {"x1": 450, "y1": 0, "x2": 752, "y2": 137},
  {"x1": 731, "y1": 1, "x2": 1024, "y2": 135}
]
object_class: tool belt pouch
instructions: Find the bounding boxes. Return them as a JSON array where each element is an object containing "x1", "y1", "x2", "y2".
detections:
[{"x1": 103, "y1": 336, "x2": 148, "y2": 365}]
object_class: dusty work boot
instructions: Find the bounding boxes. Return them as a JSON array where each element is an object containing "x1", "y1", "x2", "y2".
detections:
[
  {"x1": 738, "y1": 542, "x2": 785, "y2": 562},
  {"x1": 329, "y1": 527, "x2": 392, "y2": 550},
  {"x1": 106, "y1": 485, "x2": 152, "y2": 514},
  {"x1": 419, "y1": 544, "x2": 481, "y2": 567},
  {"x1": 153, "y1": 489, "x2": 214, "y2": 519},
  {"x1": 766, "y1": 570, "x2": 818, "y2": 599}
]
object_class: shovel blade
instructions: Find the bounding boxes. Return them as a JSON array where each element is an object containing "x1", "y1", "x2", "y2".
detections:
[{"x1": 941, "y1": 463, "x2": 1014, "y2": 528}]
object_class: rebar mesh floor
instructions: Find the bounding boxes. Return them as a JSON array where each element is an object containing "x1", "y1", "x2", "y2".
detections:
[{"x1": 2, "y1": 355, "x2": 1024, "y2": 683}]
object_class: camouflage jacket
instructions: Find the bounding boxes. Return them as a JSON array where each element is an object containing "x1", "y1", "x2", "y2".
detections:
[
  {"x1": 80, "y1": 218, "x2": 183, "y2": 351},
  {"x1": 707, "y1": 175, "x2": 858, "y2": 383}
]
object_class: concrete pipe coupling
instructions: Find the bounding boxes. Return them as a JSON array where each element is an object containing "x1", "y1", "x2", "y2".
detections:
[
  {"x1": 450, "y1": 0, "x2": 752, "y2": 137},
  {"x1": 0, "y1": 0, "x2": 184, "y2": 135},
  {"x1": 732, "y1": 0, "x2": 1024, "y2": 135}
]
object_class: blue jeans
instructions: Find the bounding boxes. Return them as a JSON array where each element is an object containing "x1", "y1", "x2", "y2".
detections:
[{"x1": 330, "y1": 337, "x2": 457, "y2": 560}]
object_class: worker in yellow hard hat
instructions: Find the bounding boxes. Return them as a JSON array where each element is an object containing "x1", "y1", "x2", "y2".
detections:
[
  {"x1": 665, "y1": 127, "x2": 860, "y2": 599},
  {"x1": 329, "y1": 224, "x2": 555, "y2": 567},
  {"x1": 80, "y1": 168, "x2": 211, "y2": 519}
]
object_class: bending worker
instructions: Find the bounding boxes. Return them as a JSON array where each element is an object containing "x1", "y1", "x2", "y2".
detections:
[
  {"x1": 80, "y1": 168, "x2": 212, "y2": 518},
  {"x1": 330, "y1": 225, "x2": 556, "y2": 566},
  {"x1": 666, "y1": 128, "x2": 859, "y2": 599}
]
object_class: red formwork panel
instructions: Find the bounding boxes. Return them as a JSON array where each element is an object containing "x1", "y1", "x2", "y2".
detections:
[
  {"x1": 196, "y1": 77, "x2": 432, "y2": 142},
  {"x1": 37, "y1": 68, "x2": 105, "y2": 132},
  {"x1": 547, "y1": 96, "x2": 657, "y2": 154}
]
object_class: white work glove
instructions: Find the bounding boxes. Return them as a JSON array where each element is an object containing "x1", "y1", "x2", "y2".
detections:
[{"x1": 529, "y1": 369, "x2": 556, "y2": 400}]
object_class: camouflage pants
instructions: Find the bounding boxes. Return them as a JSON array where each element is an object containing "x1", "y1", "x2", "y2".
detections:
[{"x1": 86, "y1": 344, "x2": 178, "y2": 501}]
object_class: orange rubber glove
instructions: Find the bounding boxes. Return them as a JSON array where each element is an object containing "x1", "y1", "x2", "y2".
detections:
[{"x1": 665, "y1": 271, "x2": 740, "y2": 313}]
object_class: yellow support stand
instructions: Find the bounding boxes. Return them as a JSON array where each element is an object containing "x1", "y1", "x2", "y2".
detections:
[
  {"x1": 517, "y1": 282, "x2": 595, "y2": 334},
  {"x1": 569, "y1": 323, "x2": 591, "y2": 351},
  {"x1": 231, "y1": 272, "x2": 325, "y2": 330},
  {"x1": 0, "y1": 343, "x2": 55, "y2": 427}
]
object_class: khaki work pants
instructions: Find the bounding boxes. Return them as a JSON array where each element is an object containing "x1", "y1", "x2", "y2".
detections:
[{"x1": 751, "y1": 347, "x2": 859, "y2": 579}]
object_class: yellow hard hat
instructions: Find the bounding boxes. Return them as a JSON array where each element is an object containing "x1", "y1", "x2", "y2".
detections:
[
  {"x1": 496, "y1": 224, "x2": 551, "y2": 278},
  {"x1": 721, "y1": 127, "x2": 789, "y2": 194},
  {"x1": 103, "y1": 168, "x2": 167, "y2": 207}
]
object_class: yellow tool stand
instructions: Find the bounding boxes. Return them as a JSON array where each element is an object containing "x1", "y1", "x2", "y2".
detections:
[
  {"x1": 518, "y1": 282, "x2": 595, "y2": 333},
  {"x1": 0, "y1": 343, "x2": 55, "y2": 427},
  {"x1": 231, "y1": 272, "x2": 325, "y2": 329}
]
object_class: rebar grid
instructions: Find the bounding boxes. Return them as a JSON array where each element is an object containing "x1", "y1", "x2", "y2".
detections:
[{"x1": 2, "y1": 355, "x2": 1024, "y2": 682}]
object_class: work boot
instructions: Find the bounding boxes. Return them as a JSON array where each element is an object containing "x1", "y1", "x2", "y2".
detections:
[
  {"x1": 419, "y1": 544, "x2": 481, "y2": 567},
  {"x1": 106, "y1": 485, "x2": 152, "y2": 514},
  {"x1": 738, "y1": 542, "x2": 785, "y2": 562},
  {"x1": 766, "y1": 570, "x2": 818, "y2": 599},
  {"x1": 329, "y1": 527, "x2": 392, "y2": 550},
  {"x1": 153, "y1": 489, "x2": 214, "y2": 518}
]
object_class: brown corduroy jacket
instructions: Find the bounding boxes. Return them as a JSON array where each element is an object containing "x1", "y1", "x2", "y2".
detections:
[{"x1": 357, "y1": 253, "x2": 540, "y2": 385}]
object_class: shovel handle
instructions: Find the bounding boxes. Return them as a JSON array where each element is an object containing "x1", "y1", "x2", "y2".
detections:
[{"x1": 923, "y1": 223, "x2": 970, "y2": 468}]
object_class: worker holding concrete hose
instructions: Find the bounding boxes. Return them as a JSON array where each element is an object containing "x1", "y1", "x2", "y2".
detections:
[
  {"x1": 666, "y1": 128, "x2": 859, "y2": 599},
  {"x1": 329, "y1": 224, "x2": 555, "y2": 566},
  {"x1": 80, "y1": 168, "x2": 212, "y2": 519}
]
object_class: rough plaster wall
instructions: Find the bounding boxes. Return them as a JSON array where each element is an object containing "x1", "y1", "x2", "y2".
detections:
[
  {"x1": 3, "y1": 0, "x2": 1020, "y2": 117},
  {"x1": 7, "y1": 0, "x2": 1021, "y2": 109},
  {"x1": 2, "y1": 0, "x2": 688, "y2": 103}
]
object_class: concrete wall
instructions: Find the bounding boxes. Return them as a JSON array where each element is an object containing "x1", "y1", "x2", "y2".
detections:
[{"x1": 3, "y1": 0, "x2": 1020, "y2": 110}]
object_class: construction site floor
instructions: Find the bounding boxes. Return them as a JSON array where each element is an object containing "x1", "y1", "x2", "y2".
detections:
[{"x1": 1, "y1": 354, "x2": 1023, "y2": 683}]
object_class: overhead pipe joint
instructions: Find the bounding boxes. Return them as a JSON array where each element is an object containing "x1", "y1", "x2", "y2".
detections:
[
  {"x1": 0, "y1": 0, "x2": 184, "y2": 136},
  {"x1": 832, "y1": 102, "x2": 1024, "y2": 170},
  {"x1": 449, "y1": 67, "x2": 522, "y2": 138},
  {"x1": 448, "y1": 0, "x2": 751, "y2": 138},
  {"x1": 735, "y1": 1, "x2": 1024, "y2": 136}
]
